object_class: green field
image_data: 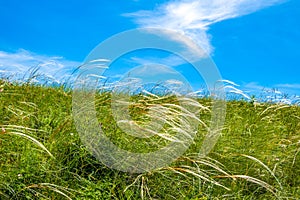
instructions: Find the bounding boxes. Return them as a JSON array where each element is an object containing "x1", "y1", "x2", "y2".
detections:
[{"x1": 0, "y1": 79, "x2": 299, "y2": 199}]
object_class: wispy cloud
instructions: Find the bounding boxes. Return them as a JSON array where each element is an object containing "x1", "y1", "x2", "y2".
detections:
[
  {"x1": 243, "y1": 82, "x2": 300, "y2": 95},
  {"x1": 126, "y1": 0, "x2": 286, "y2": 55},
  {"x1": 242, "y1": 82, "x2": 300, "y2": 104},
  {"x1": 130, "y1": 55, "x2": 186, "y2": 67},
  {"x1": 275, "y1": 83, "x2": 300, "y2": 89},
  {"x1": 243, "y1": 82, "x2": 268, "y2": 92},
  {"x1": 0, "y1": 49, "x2": 80, "y2": 84}
]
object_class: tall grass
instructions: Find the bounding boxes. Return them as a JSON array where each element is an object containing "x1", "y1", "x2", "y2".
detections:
[{"x1": 0, "y1": 77, "x2": 299, "y2": 199}]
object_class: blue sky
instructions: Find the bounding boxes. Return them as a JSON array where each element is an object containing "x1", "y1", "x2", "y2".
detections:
[{"x1": 0, "y1": 0, "x2": 299, "y2": 98}]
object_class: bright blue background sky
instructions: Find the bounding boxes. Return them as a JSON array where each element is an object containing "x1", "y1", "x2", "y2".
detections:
[{"x1": 0, "y1": 0, "x2": 299, "y2": 98}]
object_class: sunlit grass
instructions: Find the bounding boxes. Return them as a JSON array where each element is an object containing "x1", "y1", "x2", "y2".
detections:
[{"x1": 0, "y1": 78, "x2": 299, "y2": 199}]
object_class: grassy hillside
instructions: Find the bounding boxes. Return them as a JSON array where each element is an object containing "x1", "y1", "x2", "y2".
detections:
[{"x1": 0, "y1": 79, "x2": 299, "y2": 199}]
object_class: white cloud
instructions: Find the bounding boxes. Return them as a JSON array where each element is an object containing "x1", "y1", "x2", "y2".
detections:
[
  {"x1": 130, "y1": 55, "x2": 186, "y2": 67},
  {"x1": 243, "y1": 82, "x2": 300, "y2": 93},
  {"x1": 275, "y1": 83, "x2": 300, "y2": 89},
  {"x1": 126, "y1": 0, "x2": 286, "y2": 55},
  {"x1": 0, "y1": 49, "x2": 81, "y2": 84},
  {"x1": 130, "y1": 64, "x2": 178, "y2": 76},
  {"x1": 241, "y1": 81, "x2": 300, "y2": 103},
  {"x1": 243, "y1": 82, "x2": 267, "y2": 91},
  {"x1": 242, "y1": 82, "x2": 300, "y2": 94}
]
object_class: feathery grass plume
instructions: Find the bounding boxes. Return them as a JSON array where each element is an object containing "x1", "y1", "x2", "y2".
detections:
[
  {"x1": 24, "y1": 183, "x2": 77, "y2": 200},
  {"x1": 123, "y1": 156, "x2": 233, "y2": 196},
  {"x1": 240, "y1": 154, "x2": 282, "y2": 189},
  {"x1": 87, "y1": 84, "x2": 210, "y2": 172},
  {"x1": 2, "y1": 125, "x2": 54, "y2": 158},
  {"x1": 219, "y1": 80, "x2": 251, "y2": 100},
  {"x1": 216, "y1": 175, "x2": 278, "y2": 196}
]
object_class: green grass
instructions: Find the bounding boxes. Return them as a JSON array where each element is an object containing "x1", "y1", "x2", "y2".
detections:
[{"x1": 0, "y1": 79, "x2": 299, "y2": 199}]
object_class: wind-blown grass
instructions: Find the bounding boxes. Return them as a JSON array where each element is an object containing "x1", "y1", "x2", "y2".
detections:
[{"x1": 0, "y1": 78, "x2": 299, "y2": 199}]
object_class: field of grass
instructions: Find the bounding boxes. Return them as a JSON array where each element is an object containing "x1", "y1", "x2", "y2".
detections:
[{"x1": 0, "y1": 78, "x2": 299, "y2": 199}]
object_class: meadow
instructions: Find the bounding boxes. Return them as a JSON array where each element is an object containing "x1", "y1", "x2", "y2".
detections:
[{"x1": 0, "y1": 77, "x2": 299, "y2": 199}]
